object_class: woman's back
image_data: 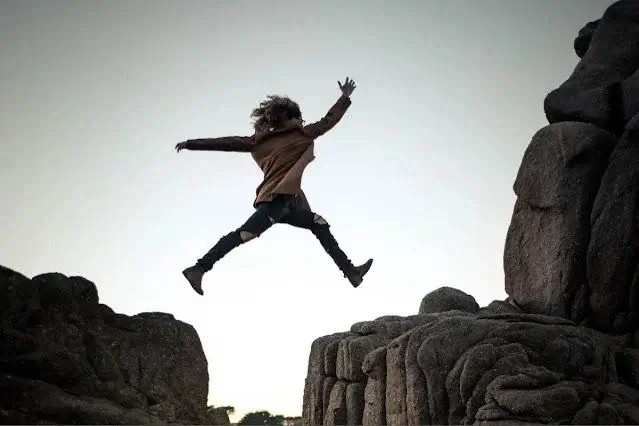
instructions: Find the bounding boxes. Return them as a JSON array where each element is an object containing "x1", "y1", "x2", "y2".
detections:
[{"x1": 251, "y1": 122, "x2": 316, "y2": 206}]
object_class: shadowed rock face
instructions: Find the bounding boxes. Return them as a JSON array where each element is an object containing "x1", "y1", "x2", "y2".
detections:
[
  {"x1": 508, "y1": 0, "x2": 639, "y2": 335},
  {"x1": 544, "y1": 0, "x2": 639, "y2": 134},
  {"x1": 303, "y1": 1, "x2": 639, "y2": 424},
  {"x1": 0, "y1": 265, "x2": 211, "y2": 425},
  {"x1": 574, "y1": 20, "x2": 599, "y2": 59},
  {"x1": 504, "y1": 122, "x2": 617, "y2": 324}
]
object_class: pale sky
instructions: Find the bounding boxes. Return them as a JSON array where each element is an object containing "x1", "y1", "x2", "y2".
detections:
[{"x1": 1, "y1": 0, "x2": 615, "y2": 421}]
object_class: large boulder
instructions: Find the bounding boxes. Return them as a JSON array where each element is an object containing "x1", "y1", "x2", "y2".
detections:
[
  {"x1": 418, "y1": 287, "x2": 479, "y2": 315},
  {"x1": 504, "y1": 122, "x2": 617, "y2": 323},
  {"x1": 587, "y1": 114, "x2": 639, "y2": 333},
  {"x1": 0, "y1": 265, "x2": 211, "y2": 424},
  {"x1": 544, "y1": 0, "x2": 639, "y2": 134}
]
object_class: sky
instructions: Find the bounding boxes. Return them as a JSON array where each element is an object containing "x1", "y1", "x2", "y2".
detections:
[{"x1": 1, "y1": 0, "x2": 616, "y2": 421}]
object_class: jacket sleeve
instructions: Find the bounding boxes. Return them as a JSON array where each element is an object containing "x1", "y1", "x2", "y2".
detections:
[
  {"x1": 302, "y1": 95, "x2": 352, "y2": 139},
  {"x1": 185, "y1": 136, "x2": 255, "y2": 152}
]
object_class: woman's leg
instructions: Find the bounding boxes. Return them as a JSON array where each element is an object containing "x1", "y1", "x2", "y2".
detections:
[
  {"x1": 280, "y1": 204, "x2": 373, "y2": 287},
  {"x1": 183, "y1": 197, "x2": 292, "y2": 294}
]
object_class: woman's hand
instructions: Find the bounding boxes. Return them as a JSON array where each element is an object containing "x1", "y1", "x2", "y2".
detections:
[{"x1": 338, "y1": 77, "x2": 356, "y2": 97}]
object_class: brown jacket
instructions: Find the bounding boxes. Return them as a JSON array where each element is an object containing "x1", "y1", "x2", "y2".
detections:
[{"x1": 185, "y1": 95, "x2": 352, "y2": 210}]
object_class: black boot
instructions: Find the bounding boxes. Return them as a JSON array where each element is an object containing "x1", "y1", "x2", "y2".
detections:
[
  {"x1": 349, "y1": 259, "x2": 374, "y2": 288},
  {"x1": 183, "y1": 265, "x2": 206, "y2": 295},
  {"x1": 183, "y1": 231, "x2": 243, "y2": 295},
  {"x1": 312, "y1": 226, "x2": 373, "y2": 288}
]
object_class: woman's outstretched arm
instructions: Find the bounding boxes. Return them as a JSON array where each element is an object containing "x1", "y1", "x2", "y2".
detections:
[
  {"x1": 303, "y1": 77, "x2": 356, "y2": 139},
  {"x1": 175, "y1": 135, "x2": 255, "y2": 153}
]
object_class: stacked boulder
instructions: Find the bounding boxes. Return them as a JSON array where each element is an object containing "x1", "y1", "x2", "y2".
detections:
[{"x1": 506, "y1": 0, "x2": 639, "y2": 333}]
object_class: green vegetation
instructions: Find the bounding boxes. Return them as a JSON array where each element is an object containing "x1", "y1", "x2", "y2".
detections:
[
  {"x1": 237, "y1": 411, "x2": 301, "y2": 425},
  {"x1": 207, "y1": 405, "x2": 301, "y2": 426},
  {"x1": 237, "y1": 410, "x2": 282, "y2": 425}
]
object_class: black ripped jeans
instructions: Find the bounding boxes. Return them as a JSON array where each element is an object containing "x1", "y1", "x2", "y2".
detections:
[{"x1": 195, "y1": 195, "x2": 358, "y2": 277}]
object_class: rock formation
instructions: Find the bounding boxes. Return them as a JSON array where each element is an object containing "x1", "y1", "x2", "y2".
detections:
[
  {"x1": 509, "y1": 0, "x2": 639, "y2": 334},
  {"x1": 0, "y1": 265, "x2": 212, "y2": 424},
  {"x1": 302, "y1": 1, "x2": 639, "y2": 424}
]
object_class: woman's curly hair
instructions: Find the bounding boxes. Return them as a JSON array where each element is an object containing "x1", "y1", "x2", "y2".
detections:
[{"x1": 250, "y1": 95, "x2": 303, "y2": 132}]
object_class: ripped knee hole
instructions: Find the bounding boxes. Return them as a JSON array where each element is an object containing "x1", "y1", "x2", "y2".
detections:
[
  {"x1": 313, "y1": 214, "x2": 328, "y2": 226},
  {"x1": 240, "y1": 231, "x2": 257, "y2": 242}
]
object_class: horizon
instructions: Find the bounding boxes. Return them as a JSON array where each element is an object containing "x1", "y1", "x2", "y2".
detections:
[{"x1": 1, "y1": 0, "x2": 616, "y2": 422}]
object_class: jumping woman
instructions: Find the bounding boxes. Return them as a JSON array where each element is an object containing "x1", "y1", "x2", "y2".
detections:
[{"x1": 175, "y1": 77, "x2": 373, "y2": 295}]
